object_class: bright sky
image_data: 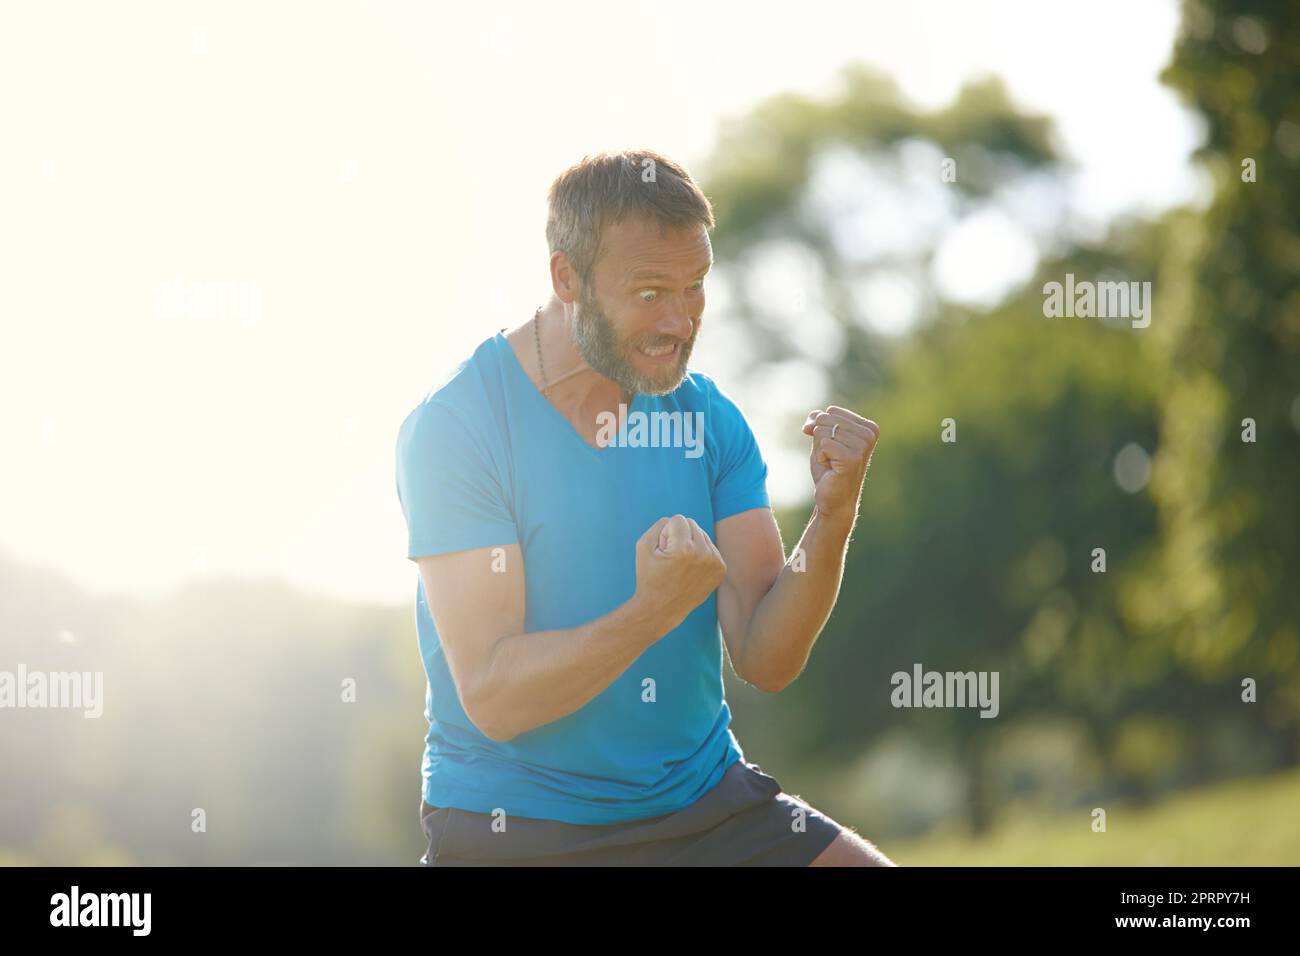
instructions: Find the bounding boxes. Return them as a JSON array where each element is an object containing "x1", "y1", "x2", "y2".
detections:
[{"x1": 0, "y1": 0, "x2": 1205, "y2": 605}]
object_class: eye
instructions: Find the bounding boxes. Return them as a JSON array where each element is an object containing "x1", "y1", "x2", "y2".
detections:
[
  {"x1": 688, "y1": 279, "x2": 704, "y2": 292},
  {"x1": 638, "y1": 289, "x2": 658, "y2": 303}
]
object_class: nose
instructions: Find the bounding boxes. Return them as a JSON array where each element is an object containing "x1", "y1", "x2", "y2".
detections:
[{"x1": 656, "y1": 299, "x2": 696, "y2": 340}]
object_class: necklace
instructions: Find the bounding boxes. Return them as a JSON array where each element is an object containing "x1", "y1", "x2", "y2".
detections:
[{"x1": 533, "y1": 305, "x2": 548, "y2": 397}]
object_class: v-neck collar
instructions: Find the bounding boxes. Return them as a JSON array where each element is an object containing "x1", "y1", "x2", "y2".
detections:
[{"x1": 495, "y1": 331, "x2": 641, "y2": 462}]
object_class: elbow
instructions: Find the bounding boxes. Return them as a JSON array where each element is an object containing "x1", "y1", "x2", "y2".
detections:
[
  {"x1": 466, "y1": 701, "x2": 516, "y2": 743},
  {"x1": 480, "y1": 723, "x2": 518, "y2": 744},
  {"x1": 741, "y1": 667, "x2": 793, "y2": 695},
  {"x1": 740, "y1": 657, "x2": 804, "y2": 694},
  {"x1": 462, "y1": 675, "x2": 517, "y2": 743}
]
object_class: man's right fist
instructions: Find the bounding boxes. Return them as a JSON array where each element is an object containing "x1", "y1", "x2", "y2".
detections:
[{"x1": 634, "y1": 514, "x2": 728, "y2": 634}]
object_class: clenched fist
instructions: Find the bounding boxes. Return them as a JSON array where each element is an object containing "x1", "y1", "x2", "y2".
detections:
[
  {"x1": 633, "y1": 514, "x2": 728, "y2": 634},
  {"x1": 801, "y1": 405, "x2": 880, "y2": 529}
]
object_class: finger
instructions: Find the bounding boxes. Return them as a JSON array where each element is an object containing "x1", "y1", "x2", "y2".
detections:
[
  {"x1": 659, "y1": 514, "x2": 693, "y2": 553},
  {"x1": 687, "y1": 519, "x2": 725, "y2": 569},
  {"x1": 817, "y1": 436, "x2": 856, "y2": 470},
  {"x1": 811, "y1": 419, "x2": 870, "y2": 445},
  {"x1": 642, "y1": 516, "x2": 671, "y2": 552},
  {"x1": 658, "y1": 517, "x2": 680, "y2": 552},
  {"x1": 802, "y1": 410, "x2": 824, "y2": 435},
  {"x1": 826, "y1": 405, "x2": 872, "y2": 427},
  {"x1": 814, "y1": 410, "x2": 879, "y2": 443},
  {"x1": 814, "y1": 426, "x2": 868, "y2": 452},
  {"x1": 811, "y1": 410, "x2": 862, "y2": 430},
  {"x1": 686, "y1": 517, "x2": 716, "y2": 551}
]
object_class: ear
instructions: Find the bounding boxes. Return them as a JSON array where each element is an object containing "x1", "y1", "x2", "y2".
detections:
[{"x1": 550, "y1": 250, "x2": 582, "y2": 307}]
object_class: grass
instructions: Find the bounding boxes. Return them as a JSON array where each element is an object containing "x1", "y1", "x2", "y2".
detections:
[
  {"x1": 885, "y1": 766, "x2": 1300, "y2": 866},
  {"x1": 5, "y1": 767, "x2": 1299, "y2": 866}
]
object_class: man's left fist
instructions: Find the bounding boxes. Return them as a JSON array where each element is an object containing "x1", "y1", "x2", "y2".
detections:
[{"x1": 801, "y1": 405, "x2": 880, "y2": 528}]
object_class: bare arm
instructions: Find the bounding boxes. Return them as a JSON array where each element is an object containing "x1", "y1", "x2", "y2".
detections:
[
  {"x1": 417, "y1": 514, "x2": 726, "y2": 742},
  {"x1": 716, "y1": 506, "x2": 852, "y2": 693},
  {"x1": 716, "y1": 405, "x2": 880, "y2": 693}
]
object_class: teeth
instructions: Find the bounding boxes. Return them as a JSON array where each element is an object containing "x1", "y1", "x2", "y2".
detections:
[{"x1": 641, "y1": 344, "x2": 675, "y2": 356}]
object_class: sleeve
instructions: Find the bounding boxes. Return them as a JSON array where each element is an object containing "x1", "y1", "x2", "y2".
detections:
[
  {"x1": 707, "y1": 377, "x2": 771, "y2": 522},
  {"x1": 394, "y1": 399, "x2": 519, "y2": 560}
]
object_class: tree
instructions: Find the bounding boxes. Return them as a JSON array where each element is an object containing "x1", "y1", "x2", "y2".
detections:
[{"x1": 1130, "y1": 0, "x2": 1300, "y2": 763}]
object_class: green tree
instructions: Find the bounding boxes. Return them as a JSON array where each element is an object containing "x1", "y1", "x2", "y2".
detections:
[{"x1": 1130, "y1": 0, "x2": 1300, "y2": 763}]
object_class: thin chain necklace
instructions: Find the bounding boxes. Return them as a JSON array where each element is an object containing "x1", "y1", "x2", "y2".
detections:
[{"x1": 532, "y1": 305, "x2": 549, "y2": 397}]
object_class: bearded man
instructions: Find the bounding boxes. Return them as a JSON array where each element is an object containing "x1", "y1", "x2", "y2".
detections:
[{"x1": 396, "y1": 149, "x2": 892, "y2": 866}]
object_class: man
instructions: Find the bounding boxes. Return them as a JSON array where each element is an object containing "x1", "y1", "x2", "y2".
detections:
[{"x1": 395, "y1": 149, "x2": 892, "y2": 866}]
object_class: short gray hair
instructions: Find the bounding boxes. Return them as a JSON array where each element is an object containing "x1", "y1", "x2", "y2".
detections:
[{"x1": 545, "y1": 149, "x2": 715, "y2": 287}]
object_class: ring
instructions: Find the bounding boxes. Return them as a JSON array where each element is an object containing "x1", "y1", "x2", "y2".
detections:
[{"x1": 830, "y1": 423, "x2": 838, "y2": 440}]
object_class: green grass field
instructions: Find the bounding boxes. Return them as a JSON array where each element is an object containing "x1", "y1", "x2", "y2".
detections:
[
  {"x1": 886, "y1": 766, "x2": 1300, "y2": 866},
  {"x1": 4, "y1": 767, "x2": 1299, "y2": 866}
]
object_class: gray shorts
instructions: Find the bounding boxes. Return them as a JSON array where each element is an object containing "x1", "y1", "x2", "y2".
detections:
[{"x1": 418, "y1": 758, "x2": 845, "y2": 866}]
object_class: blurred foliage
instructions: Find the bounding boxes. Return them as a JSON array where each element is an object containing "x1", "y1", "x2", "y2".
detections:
[
  {"x1": 709, "y1": 1, "x2": 1299, "y2": 844},
  {"x1": 888, "y1": 765, "x2": 1300, "y2": 866},
  {"x1": 3, "y1": 0, "x2": 1298, "y2": 865},
  {"x1": 0, "y1": 555, "x2": 426, "y2": 865},
  {"x1": 1135, "y1": 0, "x2": 1300, "y2": 752},
  {"x1": 700, "y1": 67, "x2": 1061, "y2": 395}
]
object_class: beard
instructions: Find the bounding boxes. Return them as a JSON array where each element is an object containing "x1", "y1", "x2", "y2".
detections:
[{"x1": 570, "y1": 283, "x2": 697, "y2": 397}]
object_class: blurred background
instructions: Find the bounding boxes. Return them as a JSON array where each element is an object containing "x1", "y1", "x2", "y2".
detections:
[{"x1": 2, "y1": 0, "x2": 1297, "y2": 865}]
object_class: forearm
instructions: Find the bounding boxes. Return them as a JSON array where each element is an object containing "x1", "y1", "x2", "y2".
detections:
[
  {"x1": 470, "y1": 596, "x2": 665, "y2": 742},
  {"x1": 740, "y1": 507, "x2": 854, "y2": 692}
]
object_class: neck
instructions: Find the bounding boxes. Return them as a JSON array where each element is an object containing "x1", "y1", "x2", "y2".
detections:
[{"x1": 535, "y1": 298, "x2": 632, "y2": 410}]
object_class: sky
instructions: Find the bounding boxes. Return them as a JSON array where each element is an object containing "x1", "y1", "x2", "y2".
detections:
[{"x1": 0, "y1": 0, "x2": 1206, "y2": 605}]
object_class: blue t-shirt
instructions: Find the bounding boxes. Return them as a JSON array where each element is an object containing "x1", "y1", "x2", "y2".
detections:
[{"x1": 394, "y1": 331, "x2": 770, "y2": 824}]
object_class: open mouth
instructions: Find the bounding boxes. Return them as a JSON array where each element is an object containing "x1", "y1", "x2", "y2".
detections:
[{"x1": 637, "y1": 342, "x2": 679, "y2": 362}]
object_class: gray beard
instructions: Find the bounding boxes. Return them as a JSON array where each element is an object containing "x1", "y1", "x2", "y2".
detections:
[{"x1": 570, "y1": 285, "x2": 696, "y2": 397}]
